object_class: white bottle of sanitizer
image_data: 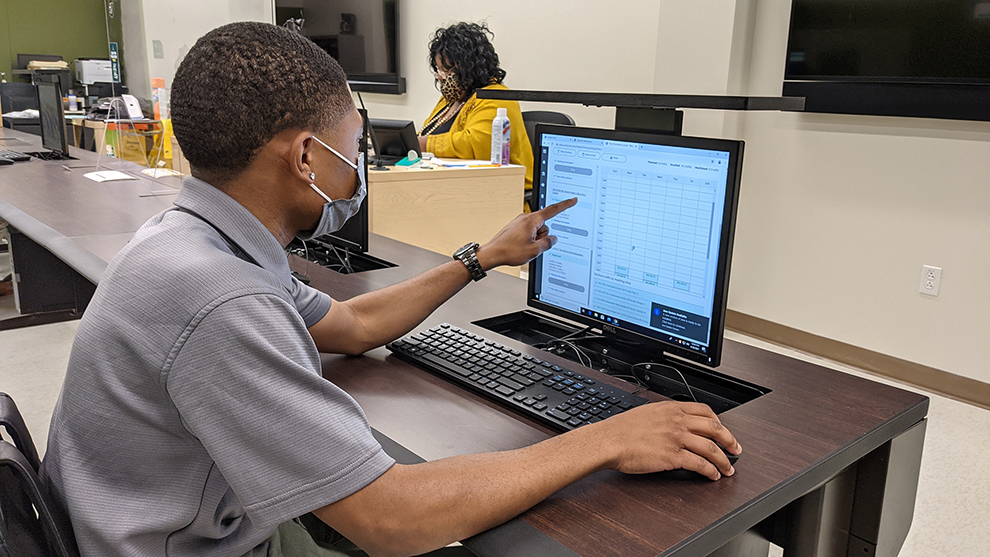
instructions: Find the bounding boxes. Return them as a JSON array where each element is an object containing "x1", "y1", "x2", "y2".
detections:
[{"x1": 491, "y1": 107, "x2": 511, "y2": 165}]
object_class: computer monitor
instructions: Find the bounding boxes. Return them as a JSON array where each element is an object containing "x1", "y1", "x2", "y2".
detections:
[
  {"x1": 368, "y1": 118, "x2": 420, "y2": 164},
  {"x1": 320, "y1": 108, "x2": 370, "y2": 253},
  {"x1": 37, "y1": 80, "x2": 69, "y2": 157},
  {"x1": 528, "y1": 124, "x2": 744, "y2": 368}
]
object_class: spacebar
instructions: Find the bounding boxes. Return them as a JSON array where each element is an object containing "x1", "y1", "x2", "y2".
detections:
[{"x1": 417, "y1": 352, "x2": 474, "y2": 378}]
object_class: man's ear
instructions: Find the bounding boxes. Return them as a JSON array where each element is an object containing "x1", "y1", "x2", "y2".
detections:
[{"x1": 287, "y1": 130, "x2": 316, "y2": 183}]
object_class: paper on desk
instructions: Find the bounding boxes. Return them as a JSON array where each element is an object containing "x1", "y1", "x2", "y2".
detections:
[
  {"x1": 430, "y1": 158, "x2": 495, "y2": 167},
  {"x1": 84, "y1": 170, "x2": 137, "y2": 183}
]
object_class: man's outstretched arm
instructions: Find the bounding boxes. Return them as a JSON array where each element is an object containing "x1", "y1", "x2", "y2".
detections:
[{"x1": 307, "y1": 198, "x2": 577, "y2": 355}]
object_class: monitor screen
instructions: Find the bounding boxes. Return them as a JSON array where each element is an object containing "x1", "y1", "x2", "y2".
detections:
[
  {"x1": 369, "y1": 118, "x2": 419, "y2": 163},
  {"x1": 528, "y1": 125, "x2": 743, "y2": 367},
  {"x1": 786, "y1": 0, "x2": 990, "y2": 83},
  {"x1": 274, "y1": 0, "x2": 403, "y2": 93},
  {"x1": 37, "y1": 82, "x2": 68, "y2": 154}
]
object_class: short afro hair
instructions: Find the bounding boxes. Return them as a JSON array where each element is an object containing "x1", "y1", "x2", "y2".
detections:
[
  {"x1": 171, "y1": 22, "x2": 353, "y2": 184},
  {"x1": 428, "y1": 22, "x2": 506, "y2": 95}
]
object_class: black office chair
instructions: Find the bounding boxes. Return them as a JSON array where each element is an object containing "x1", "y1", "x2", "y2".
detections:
[
  {"x1": 520, "y1": 111, "x2": 576, "y2": 209},
  {"x1": 0, "y1": 82, "x2": 39, "y2": 113},
  {"x1": 0, "y1": 393, "x2": 79, "y2": 557}
]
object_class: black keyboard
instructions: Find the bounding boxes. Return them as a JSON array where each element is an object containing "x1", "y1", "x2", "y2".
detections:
[
  {"x1": 0, "y1": 149, "x2": 30, "y2": 162},
  {"x1": 387, "y1": 324, "x2": 648, "y2": 431}
]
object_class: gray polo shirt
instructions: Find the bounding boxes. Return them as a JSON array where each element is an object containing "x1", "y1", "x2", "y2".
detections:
[{"x1": 41, "y1": 177, "x2": 395, "y2": 556}]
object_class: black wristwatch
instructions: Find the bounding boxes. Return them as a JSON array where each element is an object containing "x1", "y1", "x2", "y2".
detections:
[{"x1": 453, "y1": 242, "x2": 486, "y2": 282}]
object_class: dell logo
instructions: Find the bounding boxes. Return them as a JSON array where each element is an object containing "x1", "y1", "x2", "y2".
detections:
[{"x1": 603, "y1": 324, "x2": 617, "y2": 334}]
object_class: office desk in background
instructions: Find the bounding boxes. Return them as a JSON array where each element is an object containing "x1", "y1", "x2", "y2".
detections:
[
  {"x1": 0, "y1": 126, "x2": 928, "y2": 556},
  {"x1": 367, "y1": 164, "x2": 525, "y2": 274}
]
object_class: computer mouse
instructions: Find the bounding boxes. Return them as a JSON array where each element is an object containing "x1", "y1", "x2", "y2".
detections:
[{"x1": 654, "y1": 447, "x2": 739, "y2": 481}]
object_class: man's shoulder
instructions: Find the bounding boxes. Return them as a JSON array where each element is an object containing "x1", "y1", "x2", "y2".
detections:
[{"x1": 103, "y1": 209, "x2": 286, "y2": 310}]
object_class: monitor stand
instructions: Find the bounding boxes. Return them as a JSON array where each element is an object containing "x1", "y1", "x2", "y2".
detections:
[{"x1": 473, "y1": 309, "x2": 769, "y2": 414}]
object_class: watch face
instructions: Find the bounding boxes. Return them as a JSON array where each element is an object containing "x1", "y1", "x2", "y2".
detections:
[{"x1": 454, "y1": 243, "x2": 478, "y2": 258}]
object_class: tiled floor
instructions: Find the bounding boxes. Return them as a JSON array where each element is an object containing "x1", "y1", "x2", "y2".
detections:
[{"x1": 1, "y1": 304, "x2": 986, "y2": 555}]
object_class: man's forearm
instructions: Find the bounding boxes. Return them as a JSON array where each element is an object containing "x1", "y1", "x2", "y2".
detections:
[
  {"x1": 317, "y1": 422, "x2": 614, "y2": 556},
  {"x1": 334, "y1": 259, "x2": 474, "y2": 352}
]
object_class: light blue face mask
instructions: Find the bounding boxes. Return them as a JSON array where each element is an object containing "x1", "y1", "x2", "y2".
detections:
[{"x1": 296, "y1": 136, "x2": 367, "y2": 241}]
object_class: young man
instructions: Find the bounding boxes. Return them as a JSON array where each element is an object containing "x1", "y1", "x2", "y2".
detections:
[{"x1": 41, "y1": 22, "x2": 740, "y2": 557}]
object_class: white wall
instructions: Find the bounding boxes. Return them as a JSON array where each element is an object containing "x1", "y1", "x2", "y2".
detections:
[
  {"x1": 121, "y1": 0, "x2": 273, "y2": 100},
  {"x1": 356, "y1": 0, "x2": 663, "y2": 132},
  {"x1": 364, "y1": 0, "x2": 990, "y2": 383},
  {"x1": 725, "y1": 0, "x2": 990, "y2": 383},
  {"x1": 117, "y1": 0, "x2": 990, "y2": 384}
]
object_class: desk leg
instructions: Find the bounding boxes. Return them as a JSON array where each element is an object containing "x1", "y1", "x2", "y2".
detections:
[{"x1": 767, "y1": 419, "x2": 927, "y2": 557}]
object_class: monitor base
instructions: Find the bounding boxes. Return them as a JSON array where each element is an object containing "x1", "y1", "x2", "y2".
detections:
[{"x1": 473, "y1": 309, "x2": 769, "y2": 413}]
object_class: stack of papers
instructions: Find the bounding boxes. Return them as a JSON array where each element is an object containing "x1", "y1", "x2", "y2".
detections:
[{"x1": 27, "y1": 60, "x2": 69, "y2": 70}]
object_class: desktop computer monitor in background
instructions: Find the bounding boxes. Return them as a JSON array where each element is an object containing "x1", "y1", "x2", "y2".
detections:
[
  {"x1": 368, "y1": 119, "x2": 420, "y2": 164},
  {"x1": 37, "y1": 80, "x2": 69, "y2": 157},
  {"x1": 528, "y1": 124, "x2": 744, "y2": 368},
  {"x1": 320, "y1": 107, "x2": 370, "y2": 253}
]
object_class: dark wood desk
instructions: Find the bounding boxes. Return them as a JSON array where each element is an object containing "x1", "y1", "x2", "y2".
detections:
[
  {"x1": 0, "y1": 126, "x2": 178, "y2": 321},
  {"x1": 0, "y1": 125, "x2": 929, "y2": 556},
  {"x1": 293, "y1": 238, "x2": 929, "y2": 557}
]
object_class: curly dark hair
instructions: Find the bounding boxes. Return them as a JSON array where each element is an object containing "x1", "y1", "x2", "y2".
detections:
[
  {"x1": 428, "y1": 22, "x2": 506, "y2": 96},
  {"x1": 171, "y1": 22, "x2": 354, "y2": 185}
]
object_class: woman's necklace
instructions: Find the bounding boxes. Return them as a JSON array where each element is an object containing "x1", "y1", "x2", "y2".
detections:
[{"x1": 420, "y1": 100, "x2": 464, "y2": 136}]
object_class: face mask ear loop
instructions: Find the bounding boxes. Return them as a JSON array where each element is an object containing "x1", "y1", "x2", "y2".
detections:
[
  {"x1": 311, "y1": 136, "x2": 358, "y2": 170},
  {"x1": 308, "y1": 182, "x2": 334, "y2": 204}
]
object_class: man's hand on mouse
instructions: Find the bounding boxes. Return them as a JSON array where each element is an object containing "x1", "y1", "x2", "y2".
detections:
[
  {"x1": 476, "y1": 197, "x2": 578, "y2": 270},
  {"x1": 589, "y1": 401, "x2": 742, "y2": 480}
]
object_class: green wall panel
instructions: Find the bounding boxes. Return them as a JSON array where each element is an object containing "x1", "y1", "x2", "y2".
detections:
[{"x1": 0, "y1": 0, "x2": 124, "y2": 88}]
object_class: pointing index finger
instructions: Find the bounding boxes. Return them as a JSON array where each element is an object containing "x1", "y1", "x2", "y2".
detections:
[{"x1": 534, "y1": 197, "x2": 577, "y2": 222}]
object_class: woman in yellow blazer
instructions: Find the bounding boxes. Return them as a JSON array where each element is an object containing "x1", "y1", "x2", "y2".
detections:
[{"x1": 417, "y1": 22, "x2": 534, "y2": 205}]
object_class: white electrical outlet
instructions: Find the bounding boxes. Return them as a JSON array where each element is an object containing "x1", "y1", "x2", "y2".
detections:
[{"x1": 919, "y1": 265, "x2": 942, "y2": 296}]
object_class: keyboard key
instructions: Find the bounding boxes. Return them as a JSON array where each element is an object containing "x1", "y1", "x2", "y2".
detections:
[
  {"x1": 567, "y1": 417, "x2": 583, "y2": 427},
  {"x1": 534, "y1": 394, "x2": 547, "y2": 401},
  {"x1": 527, "y1": 372, "x2": 543, "y2": 382},
  {"x1": 551, "y1": 384, "x2": 566, "y2": 391},
  {"x1": 497, "y1": 377, "x2": 523, "y2": 391},
  {"x1": 495, "y1": 386, "x2": 515, "y2": 397},
  {"x1": 487, "y1": 381, "x2": 500, "y2": 389},
  {"x1": 533, "y1": 403, "x2": 547, "y2": 411},
  {"x1": 577, "y1": 402, "x2": 591, "y2": 411},
  {"x1": 574, "y1": 374, "x2": 585, "y2": 381},
  {"x1": 542, "y1": 380, "x2": 556, "y2": 387},
  {"x1": 557, "y1": 404, "x2": 571, "y2": 411},
  {"x1": 589, "y1": 407, "x2": 603, "y2": 416},
  {"x1": 546, "y1": 409, "x2": 571, "y2": 422},
  {"x1": 587, "y1": 388, "x2": 599, "y2": 396},
  {"x1": 588, "y1": 397, "x2": 601, "y2": 405},
  {"x1": 567, "y1": 407, "x2": 581, "y2": 416},
  {"x1": 513, "y1": 394, "x2": 527, "y2": 402},
  {"x1": 468, "y1": 374, "x2": 482, "y2": 382},
  {"x1": 607, "y1": 396, "x2": 621, "y2": 404},
  {"x1": 511, "y1": 374, "x2": 534, "y2": 386},
  {"x1": 576, "y1": 393, "x2": 590, "y2": 401},
  {"x1": 578, "y1": 412, "x2": 592, "y2": 421},
  {"x1": 522, "y1": 398, "x2": 537, "y2": 406},
  {"x1": 584, "y1": 379, "x2": 596, "y2": 385},
  {"x1": 562, "y1": 388, "x2": 576, "y2": 395},
  {"x1": 572, "y1": 383, "x2": 585, "y2": 391},
  {"x1": 617, "y1": 401, "x2": 632, "y2": 410}
]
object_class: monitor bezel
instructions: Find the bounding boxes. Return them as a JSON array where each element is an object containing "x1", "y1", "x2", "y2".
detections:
[
  {"x1": 321, "y1": 108, "x2": 370, "y2": 253},
  {"x1": 369, "y1": 118, "x2": 420, "y2": 160},
  {"x1": 526, "y1": 124, "x2": 744, "y2": 368}
]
